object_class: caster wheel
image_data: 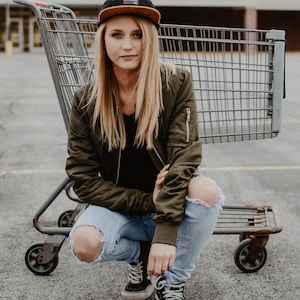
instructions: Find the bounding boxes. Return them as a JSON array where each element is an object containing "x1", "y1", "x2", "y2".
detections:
[
  {"x1": 234, "y1": 239, "x2": 267, "y2": 273},
  {"x1": 25, "y1": 243, "x2": 58, "y2": 275},
  {"x1": 58, "y1": 210, "x2": 74, "y2": 227},
  {"x1": 239, "y1": 233, "x2": 250, "y2": 242}
]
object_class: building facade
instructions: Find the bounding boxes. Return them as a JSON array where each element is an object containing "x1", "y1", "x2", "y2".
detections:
[{"x1": 0, "y1": 0, "x2": 300, "y2": 52}]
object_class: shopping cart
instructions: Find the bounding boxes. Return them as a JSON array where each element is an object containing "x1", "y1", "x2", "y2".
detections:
[{"x1": 14, "y1": 0, "x2": 285, "y2": 276}]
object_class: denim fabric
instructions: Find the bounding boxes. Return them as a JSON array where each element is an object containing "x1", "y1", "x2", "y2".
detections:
[
  {"x1": 68, "y1": 190, "x2": 224, "y2": 282},
  {"x1": 164, "y1": 196, "x2": 223, "y2": 283}
]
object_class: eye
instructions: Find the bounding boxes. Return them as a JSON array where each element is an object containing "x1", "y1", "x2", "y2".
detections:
[
  {"x1": 133, "y1": 31, "x2": 142, "y2": 39},
  {"x1": 111, "y1": 32, "x2": 122, "y2": 38}
]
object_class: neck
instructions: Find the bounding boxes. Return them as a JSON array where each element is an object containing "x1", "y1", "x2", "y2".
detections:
[
  {"x1": 114, "y1": 66, "x2": 139, "y2": 89},
  {"x1": 114, "y1": 69, "x2": 139, "y2": 116}
]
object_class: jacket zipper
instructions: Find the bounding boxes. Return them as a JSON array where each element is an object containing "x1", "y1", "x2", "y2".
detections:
[
  {"x1": 186, "y1": 107, "x2": 191, "y2": 143},
  {"x1": 115, "y1": 147, "x2": 122, "y2": 184},
  {"x1": 153, "y1": 145, "x2": 166, "y2": 167},
  {"x1": 115, "y1": 105, "x2": 122, "y2": 185}
]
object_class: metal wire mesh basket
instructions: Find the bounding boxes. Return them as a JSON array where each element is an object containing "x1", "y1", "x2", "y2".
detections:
[
  {"x1": 24, "y1": 0, "x2": 285, "y2": 144},
  {"x1": 159, "y1": 25, "x2": 285, "y2": 143}
]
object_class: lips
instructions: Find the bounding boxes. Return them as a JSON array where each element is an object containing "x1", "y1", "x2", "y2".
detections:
[{"x1": 121, "y1": 55, "x2": 137, "y2": 59}]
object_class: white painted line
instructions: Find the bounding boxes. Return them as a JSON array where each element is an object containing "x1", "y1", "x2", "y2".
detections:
[
  {"x1": 0, "y1": 169, "x2": 65, "y2": 176},
  {"x1": 1, "y1": 165, "x2": 299, "y2": 177},
  {"x1": 201, "y1": 165, "x2": 300, "y2": 171}
]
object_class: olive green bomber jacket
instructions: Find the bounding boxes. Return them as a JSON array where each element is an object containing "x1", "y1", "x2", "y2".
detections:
[{"x1": 66, "y1": 65, "x2": 202, "y2": 246}]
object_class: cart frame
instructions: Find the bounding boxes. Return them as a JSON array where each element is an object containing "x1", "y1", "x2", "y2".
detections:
[{"x1": 14, "y1": 0, "x2": 284, "y2": 275}]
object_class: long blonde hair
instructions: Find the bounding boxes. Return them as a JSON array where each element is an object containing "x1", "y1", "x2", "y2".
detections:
[{"x1": 87, "y1": 16, "x2": 163, "y2": 151}]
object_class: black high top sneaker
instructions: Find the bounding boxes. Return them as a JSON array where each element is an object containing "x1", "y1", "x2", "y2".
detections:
[
  {"x1": 154, "y1": 275, "x2": 185, "y2": 300},
  {"x1": 121, "y1": 241, "x2": 154, "y2": 300}
]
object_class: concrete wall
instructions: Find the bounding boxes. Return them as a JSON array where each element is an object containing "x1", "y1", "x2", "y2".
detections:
[
  {"x1": 2, "y1": 0, "x2": 300, "y2": 10},
  {"x1": 1, "y1": 3, "x2": 300, "y2": 51},
  {"x1": 158, "y1": 7, "x2": 299, "y2": 51}
]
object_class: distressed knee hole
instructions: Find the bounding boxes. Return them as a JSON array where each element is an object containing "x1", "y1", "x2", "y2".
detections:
[
  {"x1": 186, "y1": 197, "x2": 215, "y2": 209},
  {"x1": 71, "y1": 225, "x2": 104, "y2": 262},
  {"x1": 188, "y1": 176, "x2": 219, "y2": 207}
]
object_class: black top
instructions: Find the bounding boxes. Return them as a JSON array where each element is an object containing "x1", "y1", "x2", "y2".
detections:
[{"x1": 118, "y1": 114, "x2": 157, "y2": 193}]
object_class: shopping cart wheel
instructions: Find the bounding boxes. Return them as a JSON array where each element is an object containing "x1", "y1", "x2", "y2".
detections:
[
  {"x1": 239, "y1": 233, "x2": 250, "y2": 242},
  {"x1": 234, "y1": 239, "x2": 267, "y2": 273},
  {"x1": 25, "y1": 243, "x2": 58, "y2": 276},
  {"x1": 58, "y1": 210, "x2": 75, "y2": 227}
]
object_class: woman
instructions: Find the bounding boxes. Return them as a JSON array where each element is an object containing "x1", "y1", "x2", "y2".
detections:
[{"x1": 66, "y1": 0, "x2": 224, "y2": 299}]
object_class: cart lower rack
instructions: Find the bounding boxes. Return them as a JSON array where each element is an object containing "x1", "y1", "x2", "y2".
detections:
[{"x1": 14, "y1": 0, "x2": 284, "y2": 275}]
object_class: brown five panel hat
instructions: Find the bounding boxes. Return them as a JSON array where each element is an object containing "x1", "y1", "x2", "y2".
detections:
[{"x1": 98, "y1": 0, "x2": 161, "y2": 25}]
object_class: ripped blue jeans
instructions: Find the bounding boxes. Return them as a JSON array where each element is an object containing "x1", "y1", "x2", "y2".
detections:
[{"x1": 68, "y1": 191, "x2": 224, "y2": 284}]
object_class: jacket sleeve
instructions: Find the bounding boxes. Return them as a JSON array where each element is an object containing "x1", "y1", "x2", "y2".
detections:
[
  {"x1": 66, "y1": 89, "x2": 155, "y2": 216},
  {"x1": 152, "y1": 68, "x2": 202, "y2": 246}
]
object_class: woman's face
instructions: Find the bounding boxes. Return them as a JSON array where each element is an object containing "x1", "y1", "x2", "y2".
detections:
[{"x1": 104, "y1": 15, "x2": 143, "y2": 73}]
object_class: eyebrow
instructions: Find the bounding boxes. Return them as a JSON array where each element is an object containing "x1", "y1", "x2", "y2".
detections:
[{"x1": 109, "y1": 28, "x2": 141, "y2": 32}]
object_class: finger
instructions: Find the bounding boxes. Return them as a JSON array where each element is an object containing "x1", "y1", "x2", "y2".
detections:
[
  {"x1": 168, "y1": 255, "x2": 175, "y2": 269},
  {"x1": 156, "y1": 176, "x2": 165, "y2": 186},
  {"x1": 161, "y1": 164, "x2": 170, "y2": 172},
  {"x1": 147, "y1": 255, "x2": 155, "y2": 275},
  {"x1": 155, "y1": 172, "x2": 168, "y2": 188},
  {"x1": 156, "y1": 170, "x2": 168, "y2": 185},
  {"x1": 161, "y1": 257, "x2": 170, "y2": 273},
  {"x1": 153, "y1": 258, "x2": 163, "y2": 276},
  {"x1": 159, "y1": 170, "x2": 169, "y2": 178}
]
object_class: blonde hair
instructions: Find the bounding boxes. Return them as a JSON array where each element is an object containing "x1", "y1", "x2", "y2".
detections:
[{"x1": 87, "y1": 16, "x2": 163, "y2": 151}]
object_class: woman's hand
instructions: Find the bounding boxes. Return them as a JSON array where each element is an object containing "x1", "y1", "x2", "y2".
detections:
[
  {"x1": 153, "y1": 164, "x2": 170, "y2": 203},
  {"x1": 147, "y1": 243, "x2": 176, "y2": 276}
]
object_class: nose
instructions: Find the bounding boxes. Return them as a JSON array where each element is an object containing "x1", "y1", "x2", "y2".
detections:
[{"x1": 122, "y1": 36, "x2": 133, "y2": 50}]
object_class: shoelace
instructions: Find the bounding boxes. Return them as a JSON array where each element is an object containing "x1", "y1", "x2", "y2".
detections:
[
  {"x1": 128, "y1": 262, "x2": 143, "y2": 284},
  {"x1": 154, "y1": 276, "x2": 185, "y2": 300}
]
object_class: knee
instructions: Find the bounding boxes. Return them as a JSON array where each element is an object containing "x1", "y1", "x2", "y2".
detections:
[
  {"x1": 71, "y1": 226, "x2": 104, "y2": 262},
  {"x1": 187, "y1": 176, "x2": 219, "y2": 207}
]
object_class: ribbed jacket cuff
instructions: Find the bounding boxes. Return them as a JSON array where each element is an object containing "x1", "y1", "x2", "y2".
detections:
[{"x1": 152, "y1": 223, "x2": 179, "y2": 246}]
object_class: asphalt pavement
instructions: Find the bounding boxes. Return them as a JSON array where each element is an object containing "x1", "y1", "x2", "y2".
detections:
[{"x1": 0, "y1": 52, "x2": 300, "y2": 300}]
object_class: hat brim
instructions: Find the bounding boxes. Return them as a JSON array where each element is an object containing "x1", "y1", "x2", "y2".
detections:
[{"x1": 98, "y1": 5, "x2": 161, "y2": 25}]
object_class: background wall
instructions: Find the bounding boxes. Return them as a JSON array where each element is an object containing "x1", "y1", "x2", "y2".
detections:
[{"x1": 0, "y1": 4, "x2": 299, "y2": 51}]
